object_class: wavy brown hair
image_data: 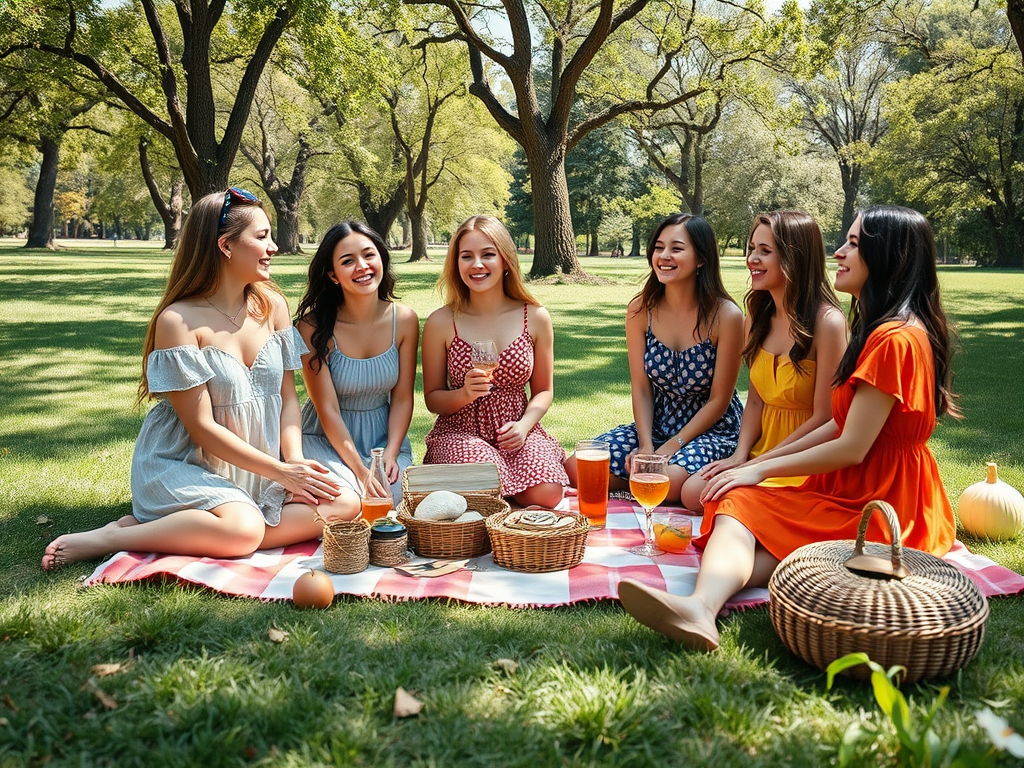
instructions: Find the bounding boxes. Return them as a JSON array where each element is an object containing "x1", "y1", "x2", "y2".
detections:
[
  {"x1": 136, "y1": 190, "x2": 281, "y2": 405},
  {"x1": 834, "y1": 205, "x2": 959, "y2": 418},
  {"x1": 631, "y1": 213, "x2": 735, "y2": 342},
  {"x1": 438, "y1": 215, "x2": 538, "y2": 312},
  {"x1": 741, "y1": 211, "x2": 841, "y2": 373},
  {"x1": 294, "y1": 221, "x2": 398, "y2": 373}
]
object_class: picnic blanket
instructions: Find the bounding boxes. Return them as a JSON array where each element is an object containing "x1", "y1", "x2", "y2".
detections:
[{"x1": 83, "y1": 497, "x2": 1024, "y2": 610}]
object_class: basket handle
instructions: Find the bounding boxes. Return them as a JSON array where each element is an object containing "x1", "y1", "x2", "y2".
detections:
[{"x1": 845, "y1": 500, "x2": 909, "y2": 579}]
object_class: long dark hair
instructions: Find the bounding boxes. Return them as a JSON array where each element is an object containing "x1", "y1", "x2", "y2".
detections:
[
  {"x1": 742, "y1": 211, "x2": 840, "y2": 373},
  {"x1": 632, "y1": 213, "x2": 734, "y2": 341},
  {"x1": 833, "y1": 205, "x2": 958, "y2": 418},
  {"x1": 294, "y1": 221, "x2": 397, "y2": 372}
]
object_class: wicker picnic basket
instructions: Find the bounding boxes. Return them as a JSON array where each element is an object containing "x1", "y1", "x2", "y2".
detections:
[
  {"x1": 396, "y1": 463, "x2": 510, "y2": 559},
  {"x1": 486, "y1": 509, "x2": 589, "y2": 573},
  {"x1": 322, "y1": 518, "x2": 371, "y2": 574},
  {"x1": 769, "y1": 500, "x2": 989, "y2": 683}
]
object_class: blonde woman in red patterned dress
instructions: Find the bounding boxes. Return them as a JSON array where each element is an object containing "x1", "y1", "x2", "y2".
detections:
[{"x1": 421, "y1": 215, "x2": 568, "y2": 508}]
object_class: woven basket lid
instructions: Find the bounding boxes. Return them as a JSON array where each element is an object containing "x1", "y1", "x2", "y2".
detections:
[
  {"x1": 403, "y1": 463, "x2": 501, "y2": 494},
  {"x1": 770, "y1": 501, "x2": 988, "y2": 636}
]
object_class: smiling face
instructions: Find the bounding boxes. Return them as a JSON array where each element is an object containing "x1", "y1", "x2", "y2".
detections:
[
  {"x1": 650, "y1": 222, "x2": 700, "y2": 283},
  {"x1": 746, "y1": 223, "x2": 785, "y2": 293},
  {"x1": 329, "y1": 231, "x2": 382, "y2": 296},
  {"x1": 221, "y1": 208, "x2": 277, "y2": 282},
  {"x1": 457, "y1": 228, "x2": 505, "y2": 294},
  {"x1": 834, "y1": 215, "x2": 869, "y2": 298}
]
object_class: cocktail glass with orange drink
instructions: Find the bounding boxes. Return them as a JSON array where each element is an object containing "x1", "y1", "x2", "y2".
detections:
[
  {"x1": 651, "y1": 512, "x2": 693, "y2": 554},
  {"x1": 575, "y1": 439, "x2": 610, "y2": 527},
  {"x1": 628, "y1": 453, "x2": 670, "y2": 556}
]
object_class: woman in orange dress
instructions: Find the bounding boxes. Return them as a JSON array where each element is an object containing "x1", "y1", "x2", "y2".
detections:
[{"x1": 617, "y1": 205, "x2": 959, "y2": 651}]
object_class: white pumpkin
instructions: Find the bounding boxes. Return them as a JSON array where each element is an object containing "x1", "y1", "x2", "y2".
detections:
[{"x1": 958, "y1": 463, "x2": 1024, "y2": 541}]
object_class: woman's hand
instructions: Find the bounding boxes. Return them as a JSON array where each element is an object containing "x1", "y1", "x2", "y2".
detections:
[
  {"x1": 700, "y1": 453, "x2": 746, "y2": 480},
  {"x1": 462, "y1": 368, "x2": 493, "y2": 402},
  {"x1": 496, "y1": 420, "x2": 528, "y2": 452},
  {"x1": 277, "y1": 459, "x2": 342, "y2": 505},
  {"x1": 699, "y1": 463, "x2": 767, "y2": 504},
  {"x1": 383, "y1": 451, "x2": 401, "y2": 484},
  {"x1": 355, "y1": 466, "x2": 390, "y2": 498},
  {"x1": 624, "y1": 443, "x2": 655, "y2": 474}
]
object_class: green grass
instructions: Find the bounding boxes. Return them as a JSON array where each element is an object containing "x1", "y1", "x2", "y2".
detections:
[{"x1": 1, "y1": 243, "x2": 1023, "y2": 766}]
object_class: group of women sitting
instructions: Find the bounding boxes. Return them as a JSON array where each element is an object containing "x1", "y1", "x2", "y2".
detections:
[{"x1": 42, "y1": 188, "x2": 959, "y2": 654}]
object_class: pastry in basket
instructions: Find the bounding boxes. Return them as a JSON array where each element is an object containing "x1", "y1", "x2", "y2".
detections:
[
  {"x1": 414, "y1": 490, "x2": 467, "y2": 521},
  {"x1": 503, "y1": 509, "x2": 576, "y2": 532}
]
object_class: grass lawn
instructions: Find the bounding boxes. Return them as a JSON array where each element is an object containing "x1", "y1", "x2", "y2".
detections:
[{"x1": 1, "y1": 242, "x2": 1023, "y2": 766}]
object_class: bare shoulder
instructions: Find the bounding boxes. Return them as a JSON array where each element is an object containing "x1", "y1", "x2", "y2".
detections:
[
  {"x1": 269, "y1": 291, "x2": 291, "y2": 330},
  {"x1": 625, "y1": 296, "x2": 647, "y2": 328},
  {"x1": 815, "y1": 304, "x2": 849, "y2": 339},
  {"x1": 154, "y1": 303, "x2": 199, "y2": 350},
  {"x1": 717, "y1": 298, "x2": 745, "y2": 327},
  {"x1": 394, "y1": 302, "x2": 420, "y2": 340},
  {"x1": 423, "y1": 305, "x2": 455, "y2": 343},
  {"x1": 527, "y1": 303, "x2": 552, "y2": 330}
]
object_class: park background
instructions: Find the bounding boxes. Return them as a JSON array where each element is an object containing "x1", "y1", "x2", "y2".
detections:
[{"x1": 3, "y1": 0, "x2": 1024, "y2": 766}]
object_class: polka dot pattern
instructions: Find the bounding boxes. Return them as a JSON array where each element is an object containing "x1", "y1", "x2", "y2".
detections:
[
  {"x1": 595, "y1": 329, "x2": 742, "y2": 479},
  {"x1": 425, "y1": 306, "x2": 568, "y2": 496}
]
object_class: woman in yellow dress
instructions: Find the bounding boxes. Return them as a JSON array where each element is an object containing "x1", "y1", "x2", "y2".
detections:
[{"x1": 698, "y1": 211, "x2": 847, "y2": 490}]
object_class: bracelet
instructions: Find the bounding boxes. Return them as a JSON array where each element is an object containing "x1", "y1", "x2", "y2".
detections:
[{"x1": 676, "y1": 436, "x2": 683, "y2": 448}]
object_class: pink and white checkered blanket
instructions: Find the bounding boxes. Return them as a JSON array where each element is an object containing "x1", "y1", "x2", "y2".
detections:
[{"x1": 83, "y1": 498, "x2": 1024, "y2": 609}]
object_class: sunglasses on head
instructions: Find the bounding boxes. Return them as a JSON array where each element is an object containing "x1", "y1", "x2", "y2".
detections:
[{"x1": 219, "y1": 187, "x2": 259, "y2": 229}]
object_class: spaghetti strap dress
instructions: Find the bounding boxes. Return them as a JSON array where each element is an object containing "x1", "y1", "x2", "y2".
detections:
[
  {"x1": 699, "y1": 322, "x2": 956, "y2": 559},
  {"x1": 424, "y1": 305, "x2": 568, "y2": 497},
  {"x1": 595, "y1": 313, "x2": 743, "y2": 480},
  {"x1": 130, "y1": 326, "x2": 306, "y2": 526},
  {"x1": 300, "y1": 304, "x2": 413, "y2": 502},
  {"x1": 747, "y1": 349, "x2": 816, "y2": 487}
]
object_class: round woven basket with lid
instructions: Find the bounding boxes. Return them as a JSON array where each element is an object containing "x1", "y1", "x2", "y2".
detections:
[
  {"x1": 769, "y1": 500, "x2": 988, "y2": 683},
  {"x1": 486, "y1": 508, "x2": 589, "y2": 573}
]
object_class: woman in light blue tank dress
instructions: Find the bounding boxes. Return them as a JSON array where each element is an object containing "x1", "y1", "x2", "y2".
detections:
[
  {"x1": 296, "y1": 222, "x2": 418, "y2": 503},
  {"x1": 564, "y1": 214, "x2": 744, "y2": 511},
  {"x1": 42, "y1": 189, "x2": 359, "y2": 571}
]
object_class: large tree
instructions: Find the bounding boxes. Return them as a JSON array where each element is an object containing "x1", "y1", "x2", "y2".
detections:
[
  {"x1": 406, "y1": 0, "x2": 804, "y2": 277},
  {"x1": 2, "y1": 0, "x2": 327, "y2": 198}
]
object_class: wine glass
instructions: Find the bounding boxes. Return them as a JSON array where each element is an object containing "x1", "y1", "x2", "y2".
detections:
[
  {"x1": 628, "y1": 453, "x2": 670, "y2": 557},
  {"x1": 469, "y1": 340, "x2": 499, "y2": 379}
]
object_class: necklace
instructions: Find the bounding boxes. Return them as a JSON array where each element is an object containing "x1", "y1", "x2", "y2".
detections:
[{"x1": 205, "y1": 296, "x2": 248, "y2": 328}]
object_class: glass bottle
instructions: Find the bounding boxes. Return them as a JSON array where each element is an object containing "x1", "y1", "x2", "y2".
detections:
[{"x1": 360, "y1": 447, "x2": 394, "y2": 523}]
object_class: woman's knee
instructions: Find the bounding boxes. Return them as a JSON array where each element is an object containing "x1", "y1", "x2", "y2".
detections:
[
  {"x1": 514, "y1": 483, "x2": 564, "y2": 509},
  {"x1": 564, "y1": 454, "x2": 578, "y2": 485},
  {"x1": 317, "y1": 488, "x2": 362, "y2": 522}
]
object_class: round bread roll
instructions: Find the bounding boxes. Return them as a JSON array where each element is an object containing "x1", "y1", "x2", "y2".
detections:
[{"x1": 414, "y1": 490, "x2": 467, "y2": 521}]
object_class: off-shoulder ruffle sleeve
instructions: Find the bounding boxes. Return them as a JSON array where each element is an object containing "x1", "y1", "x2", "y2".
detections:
[
  {"x1": 850, "y1": 323, "x2": 932, "y2": 412},
  {"x1": 146, "y1": 346, "x2": 215, "y2": 393},
  {"x1": 279, "y1": 325, "x2": 308, "y2": 371}
]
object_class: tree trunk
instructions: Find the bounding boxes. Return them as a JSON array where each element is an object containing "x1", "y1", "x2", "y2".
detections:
[
  {"x1": 25, "y1": 136, "x2": 58, "y2": 249},
  {"x1": 407, "y1": 209, "x2": 430, "y2": 262},
  {"x1": 839, "y1": 162, "x2": 860, "y2": 244},
  {"x1": 164, "y1": 180, "x2": 184, "y2": 249},
  {"x1": 629, "y1": 221, "x2": 642, "y2": 258},
  {"x1": 588, "y1": 225, "x2": 599, "y2": 257},
  {"x1": 526, "y1": 145, "x2": 582, "y2": 277},
  {"x1": 357, "y1": 182, "x2": 404, "y2": 242},
  {"x1": 401, "y1": 214, "x2": 412, "y2": 249},
  {"x1": 986, "y1": 211, "x2": 1024, "y2": 267}
]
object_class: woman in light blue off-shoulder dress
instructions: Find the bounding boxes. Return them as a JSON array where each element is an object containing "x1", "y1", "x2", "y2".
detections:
[
  {"x1": 42, "y1": 189, "x2": 361, "y2": 571},
  {"x1": 295, "y1": 221, "x2": 418, "y2": 504}
]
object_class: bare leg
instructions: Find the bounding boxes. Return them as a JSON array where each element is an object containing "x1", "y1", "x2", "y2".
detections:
[
  {"x1": 680, "y1": 473, "x2": 708, "y2": 512},
  {"x1": 261, "y1": 489, "x2": 361, "y2": 549},
  {"x1": 512, "y1": 483, "x2": 564, "y2": 509},
  {"x1": 564, "y1": 453, "x2": 578, "y2": 487},
  {"x1": 618, "y1": 515, "x2": 762, "y2": 651},
  {"x1": 41, "y1": 503, "x2": 267, "y2": 570}
]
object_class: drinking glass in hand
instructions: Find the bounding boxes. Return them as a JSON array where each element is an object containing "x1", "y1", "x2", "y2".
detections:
[
  {"x1": 469, "y1": 340, "x2": 499, "y2": 379},
  {"x1": 628, "y1": 453, "x2": 670, "y2": 557}
]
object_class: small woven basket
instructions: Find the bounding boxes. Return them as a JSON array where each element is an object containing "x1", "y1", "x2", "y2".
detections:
[
  {"x1": 322, "y1": 518, "x2": 370, "y2": 574},
  {"x1": 370, "y1": 535, "x2": 410, "y2": 567},
  {"x1": 769, "y1": 500, "x2": 989, "y2": 683},
  {"x1": 486, "y1": 509, "x2": 589, "y2": 573},
  {"x1": 396, "y1": 464, "x2": 510, "y2": 559}
]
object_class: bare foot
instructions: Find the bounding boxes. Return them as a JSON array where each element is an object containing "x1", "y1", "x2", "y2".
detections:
[
  {"x1": 41, "y1": 517, "x2": 138, "y2": 571},
  {"x1": 617, "y1": 579, "x2": 721, "y2": 651}
]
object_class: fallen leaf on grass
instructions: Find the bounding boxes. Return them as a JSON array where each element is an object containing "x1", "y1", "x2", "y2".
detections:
[
  {"x1": 36, "y1": 515, "x2": 51, "y2": 525},
  {"x1": 492, "y1": 658, "x2": 519, "y2": 675},
  {"x1": 2, "y1": 695, "x2": 16, "y2": 711},
  {"x1": 82, "y1": 679, "x2": 118, "y2": 710},
  {"x1": 267, "y1": 626, "x2": 289, "y2": 644},
  {"x1": 91, "y1": 662, "x2": 129, "y2": 677},
  {"x1": 393, "y1": 687, "x2": 423, "y2": 718}
]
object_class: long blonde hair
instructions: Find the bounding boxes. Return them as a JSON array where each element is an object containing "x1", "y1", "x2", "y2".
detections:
[
  {"x1": 438, "y1": 215, "x2": 538, "y2": 312},
  {"x1": 136, "y1": 190, "x2": 281, "y2": 404}
]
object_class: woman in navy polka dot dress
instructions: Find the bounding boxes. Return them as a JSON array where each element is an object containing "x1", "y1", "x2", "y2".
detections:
[{"x1": 566, "y1": 214, "x2": 743, "y2": 510}]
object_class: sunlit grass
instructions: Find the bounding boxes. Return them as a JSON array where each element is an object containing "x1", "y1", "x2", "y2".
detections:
[{"x1": 1, "y1": 243, "x2": 1023, "y2": 766}]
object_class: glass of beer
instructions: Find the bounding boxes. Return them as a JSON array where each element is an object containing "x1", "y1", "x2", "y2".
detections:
[
  {"x1": 628, "y1": 453, "x2": 670, "y2": 556},
  {"x1": 575, "y1": 440, "x2": 610, "y2": 527},
  {"x1": 469, "y1": 340, "x2": 499, "y2": 379}
]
